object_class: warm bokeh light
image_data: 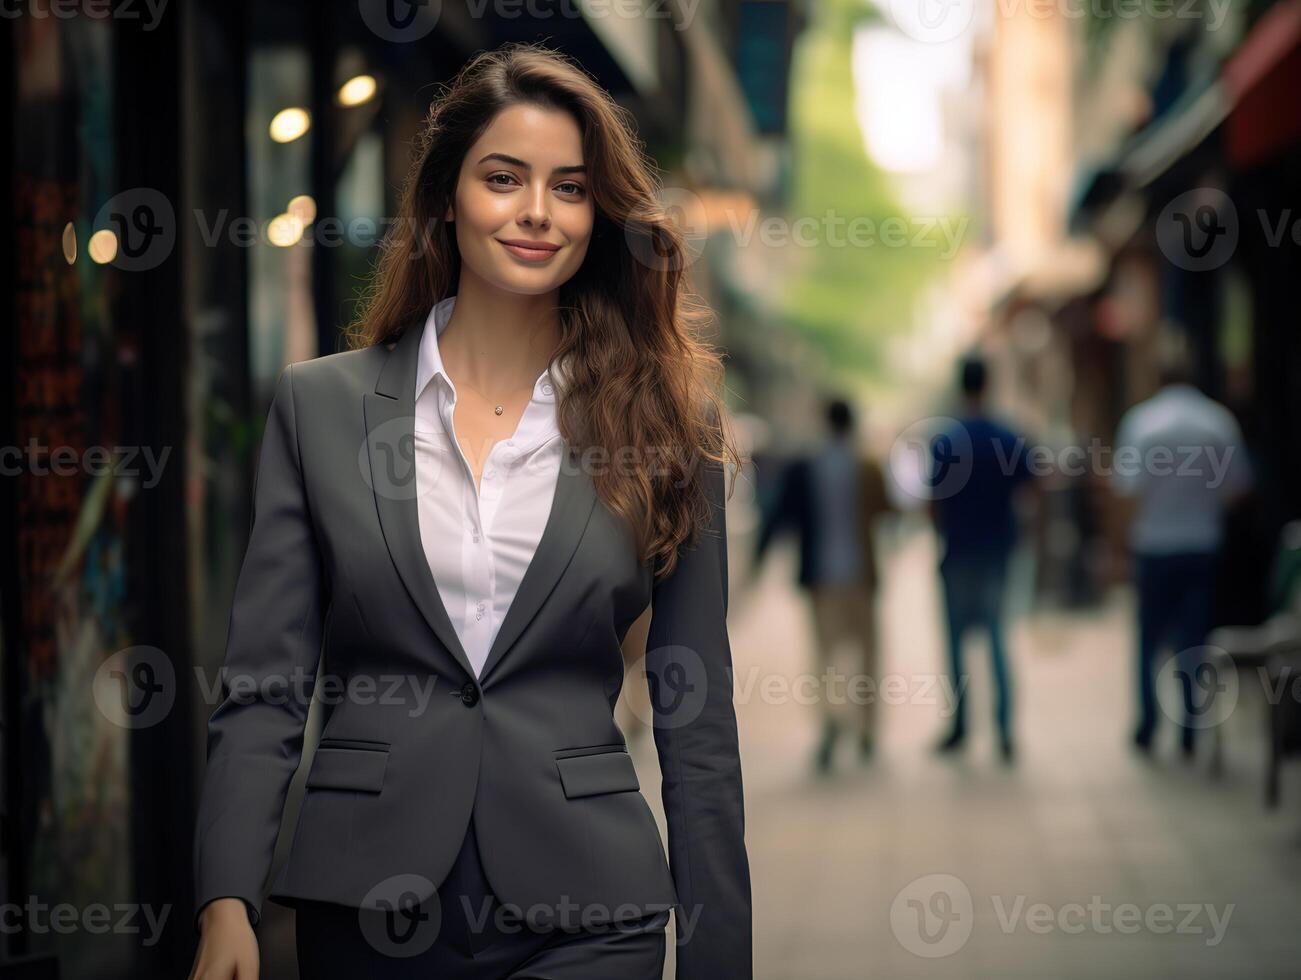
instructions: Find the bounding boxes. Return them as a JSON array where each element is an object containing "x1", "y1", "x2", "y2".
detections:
[
  {"x1": 269, "y1": 107, "x2": 311, "y2": 143},
  {"x1": 87, "y1": 228, "x2": 117, "y2": 264},
  {"x1": 337, "y1": 74, "x2": 377, "y2": 107},
  {"x1": 287, "y1": 194, "x2": 316, "y2": 224},
  {"x1": 267, "y1": 212, "x2": 305, "y2": 247},
  {"x1": 61, "y1": 221, "x2": 76, "y2": 264}
]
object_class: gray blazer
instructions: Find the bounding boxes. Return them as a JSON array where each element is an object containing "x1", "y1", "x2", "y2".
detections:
[{"x1": 191, "y1": 315, "x2": 752, "y2": 978}]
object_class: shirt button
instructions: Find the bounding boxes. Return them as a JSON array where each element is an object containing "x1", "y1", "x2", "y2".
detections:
[
  {"x1": 542, "y1": 384, "x2": 553, "y2": 395},
  {"x1": 506, "y1": 440, "x2": 514, "y2": 447},
  {"x1": 485, "y1": 470, "x2": 495, "y2": 480}
]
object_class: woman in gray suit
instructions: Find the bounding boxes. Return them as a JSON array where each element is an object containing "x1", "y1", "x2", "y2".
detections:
[{"x1": 188, "y1": 42, "x2": 751, "y2": 980}]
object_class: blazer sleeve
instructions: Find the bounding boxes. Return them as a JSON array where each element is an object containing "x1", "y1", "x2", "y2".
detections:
[
  {"x1": 192, "y1": 362, "x2": 328, "y2": 934},
  {"x1": 646, "y1": 456, "x2": 753, "y2": 979}
]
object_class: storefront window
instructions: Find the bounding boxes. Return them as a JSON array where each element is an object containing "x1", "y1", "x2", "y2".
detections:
[{"x1": 13, "y1": 12, "x2": 134, "y2": 977}]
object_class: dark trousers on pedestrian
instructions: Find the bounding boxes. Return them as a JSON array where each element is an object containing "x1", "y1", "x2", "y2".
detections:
[
  {"x1": 1134, "y1": 550, "x2": 1218, "y2": 750},
  {"x1": 294, "y1": 816, "x2": 669, "y2": 979},
  {"x1": 940, "y1": 551, "x2": 1013, "y2": 741}
]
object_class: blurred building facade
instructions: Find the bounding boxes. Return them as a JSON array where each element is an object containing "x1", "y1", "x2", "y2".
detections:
[{"x1": 961, "y1": 2, "x2": 1301, "y2": 615}]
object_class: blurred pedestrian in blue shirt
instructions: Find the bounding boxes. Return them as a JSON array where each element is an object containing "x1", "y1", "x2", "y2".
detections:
[{"x1": 929, "y1": 356, "x2": 1034, "y2": 762}]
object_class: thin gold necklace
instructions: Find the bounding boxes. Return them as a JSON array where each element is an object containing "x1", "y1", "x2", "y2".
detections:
[{"x1": 455, "y1": 376, "x2": 536, "y2": 416}]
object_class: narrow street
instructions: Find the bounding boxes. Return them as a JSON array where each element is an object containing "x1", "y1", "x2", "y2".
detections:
[{"x1": 631, "y1": 516, "x2": 1301, "y2": 979}]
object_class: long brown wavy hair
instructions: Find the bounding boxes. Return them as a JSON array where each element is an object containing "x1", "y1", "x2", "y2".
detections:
[{"x1": 344, "y1": 42, "x2": 742, "y2": 581}]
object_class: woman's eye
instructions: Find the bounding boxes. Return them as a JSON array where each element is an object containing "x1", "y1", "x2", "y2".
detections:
[{"x1": 486, "y1": 173, "x2": 583, "y2": 196}]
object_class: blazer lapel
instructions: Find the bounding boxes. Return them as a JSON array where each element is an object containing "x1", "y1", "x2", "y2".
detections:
[
  {"x1": 363, "y1": 317, "x2": 477, "y2": 681},
  {"x1": 362, "y1": 314, "x2": 599, "y2": 688},
  {"x1": 477, "y1": 447, "x2": 598, "y2": 686}
]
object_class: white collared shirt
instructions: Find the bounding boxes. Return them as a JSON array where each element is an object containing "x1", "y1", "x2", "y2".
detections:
[
  {"x1": 413, "y1": 295, "x2": 566, "y2": 677},
  {"x1": 1112, "y1": 383, "x2": 1252, "y2": 554}
]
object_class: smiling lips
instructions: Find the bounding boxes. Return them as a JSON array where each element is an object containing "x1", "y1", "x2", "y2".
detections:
[{"x1": 497, "y1": 238, "x2": 562, "y2": 262}]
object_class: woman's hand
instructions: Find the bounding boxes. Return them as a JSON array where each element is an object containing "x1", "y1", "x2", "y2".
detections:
[{"x1": 188, "y1": 898, "x2": 259, "y2": 979}]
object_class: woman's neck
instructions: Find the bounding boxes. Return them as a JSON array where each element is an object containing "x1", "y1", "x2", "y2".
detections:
[{"x1": 438, "y1": 274, "x2": 563, "y2": 394}]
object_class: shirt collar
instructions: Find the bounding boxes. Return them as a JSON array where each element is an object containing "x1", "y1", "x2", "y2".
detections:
[{"x1": 415, "y1": 294, "x2": 570, "y2": 406}]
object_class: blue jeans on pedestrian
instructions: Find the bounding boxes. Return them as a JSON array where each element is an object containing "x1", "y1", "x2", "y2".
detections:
[
  {"x1": 939, "y1": 551, "x2": 1012, "y2": 740},
  {"x1": 1134, "y1": 550, "x2": 1218, "y2": 749}
]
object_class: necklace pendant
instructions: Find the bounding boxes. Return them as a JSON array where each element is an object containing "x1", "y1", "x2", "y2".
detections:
[{"x1": 494, "y1": 405, "x2": 503, "y2": 415}]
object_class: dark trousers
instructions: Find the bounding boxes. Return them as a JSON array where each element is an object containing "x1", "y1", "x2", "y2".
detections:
[
  {"x1": 294, "y1": 817, "x2": 669, "y2": 979},
  {"x1": 1134, "y1": 550, "x2": 1218, "y2": 748},
  {"x1": 940, "y1": 552, "x2": 1012, "y2": 739}
]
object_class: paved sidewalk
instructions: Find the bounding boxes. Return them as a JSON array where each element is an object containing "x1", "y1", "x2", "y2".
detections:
[{"x1": 631, "y1": 521, "x2": 1301, "y2": 979}]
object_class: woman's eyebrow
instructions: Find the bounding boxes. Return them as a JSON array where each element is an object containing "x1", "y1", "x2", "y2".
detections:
[{"x1": 477, "y1": 152, "x2": 586, "y2": 175}]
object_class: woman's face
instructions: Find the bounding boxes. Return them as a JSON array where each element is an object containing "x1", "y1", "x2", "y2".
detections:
[{"x1": 447, "y1": 103, "x2": 594, "y2": 295}]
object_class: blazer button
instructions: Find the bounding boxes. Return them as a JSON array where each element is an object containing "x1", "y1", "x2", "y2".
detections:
[{"x1": 460, "y1": 682, "x2": 480, "y2": 707}]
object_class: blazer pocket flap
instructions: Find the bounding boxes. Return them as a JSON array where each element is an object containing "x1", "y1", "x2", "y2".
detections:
[
  {"x1": 306, "y1": 746, "x2": 388, "y2": 793},
  {"x1": 556, "y1": 750, "x2": 640, "y2": 799}
]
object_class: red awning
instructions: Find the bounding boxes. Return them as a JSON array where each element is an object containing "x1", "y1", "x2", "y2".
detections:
[{"x1": 1223, "y1": 0, "x2": 1301, "y2": 168}]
